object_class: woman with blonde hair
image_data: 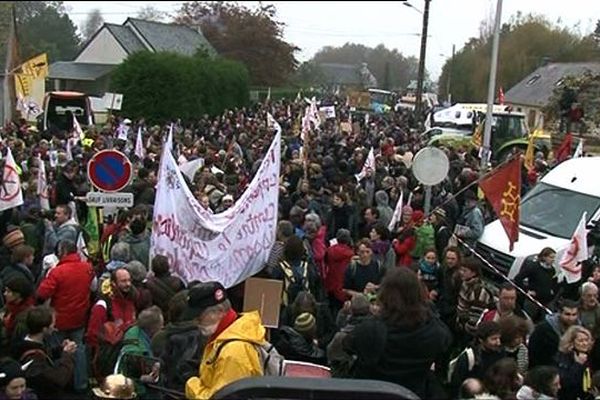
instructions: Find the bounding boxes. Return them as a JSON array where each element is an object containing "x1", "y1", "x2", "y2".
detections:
[{"x1": 557, "y1": 325, "x2": 594, "y2": 400}]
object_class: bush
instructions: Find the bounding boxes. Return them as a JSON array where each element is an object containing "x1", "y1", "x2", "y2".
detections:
[{"x1": 110, "y1": 51, "x2": 250, "y2": 123}]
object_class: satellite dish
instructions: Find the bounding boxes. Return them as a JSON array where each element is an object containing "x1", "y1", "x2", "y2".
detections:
[{"x1": 412, "y1": 147, "x2": 449, "y2": 186}]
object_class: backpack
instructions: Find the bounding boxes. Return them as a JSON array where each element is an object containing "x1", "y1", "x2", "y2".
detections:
[
  {"x1": 411, "y1": 223, "x2": 435, "y2": 259},
  {"x1": 210, "y1": 339, "x2": 285, "y2": 376},
  {"x1": 280, "y1": 260, "x2": 309, "y2": 306},
  {"x1": 447, "y1": 347, "x2": 475, "y2": 383},
  {"x1": 93, "y1": 299, "x2": 136, "y2": 378}
]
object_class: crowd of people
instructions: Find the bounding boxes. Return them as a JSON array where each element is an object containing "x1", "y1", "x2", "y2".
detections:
[{"x1": 0, "y1": 95, "x2": 595, "y2": 400}]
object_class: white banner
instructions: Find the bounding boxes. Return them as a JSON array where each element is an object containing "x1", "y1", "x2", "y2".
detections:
[
  {"x1": 388, "y1": 190, "x2": 403, "y2": 231},
  {"x1": 0, "y1": 148, "x2": 24, "y2": 212},
  {"x1": 319, "y1": 105, "x2": 336, "y2": 119},
  {"x1": 150, "y1": 129, "x2": 281, "y2": 288},
  {"x1": 37, "y1": 156, "x2": 50, "y2": 210}
]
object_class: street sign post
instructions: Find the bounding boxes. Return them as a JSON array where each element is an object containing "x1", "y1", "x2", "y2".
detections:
[
  {"x1": 87, "y1": 150, "x2": 132, "y2": 192},
  {"x1": 86, "y1": 192, "x2": 133, "y2": 208}
]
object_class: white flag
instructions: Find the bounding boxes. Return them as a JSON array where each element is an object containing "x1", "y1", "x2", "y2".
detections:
[
  {"x1": 66, "y1": 138, "x2": 73, "y2": 161},
  {"x1": 135, "y1": 127, "x2": 146, "y2": 160},
  {"x1": 388, "y1": 191, "x2": 404, "y2": 231},
  {"x1": 37, "y1": 156, "x2": 50, "y2": 210},
  {"x1": 559, "y1": 212, "x2": 589, "y2": 283},
  {"x1": 165, "y1": 123, "x2": 174, "y2": 151},
  {"x1": 355, "y1": 148, "x2": 375, "y2": 182},
  {"x1": 150, "y1": 129, "x2": 281, "y2": 287},
  {"x1": 573, "y1": 139, "x2": 584, "y2": 159},
  {"x1": 0, "y1": 148, "x2": 24, "y2": 212},
  {"x1": 73, "y1": 115, "x2": 84, "y2": 140},
  {"x1": 267, "y1": 113, "x2": 282, "y2": 135}
]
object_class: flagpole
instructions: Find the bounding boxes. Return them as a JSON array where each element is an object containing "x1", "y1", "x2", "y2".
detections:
[{"x1": 480, "y1": 0, "x2": 503, "y2": 171}]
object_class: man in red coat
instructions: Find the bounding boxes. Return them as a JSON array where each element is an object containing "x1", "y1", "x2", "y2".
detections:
[{"x1": 37, "y1": 240, "x2": 95, "y2": 392}]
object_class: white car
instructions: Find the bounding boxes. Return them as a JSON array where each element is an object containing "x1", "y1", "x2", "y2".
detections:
[{"x1": 477, "y1": 156, "x2": 600, "y2": 279}]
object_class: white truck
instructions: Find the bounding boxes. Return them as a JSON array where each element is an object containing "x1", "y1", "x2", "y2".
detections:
[{"x1": 476, "y1": 156, "x2": 600, "y2": 279}]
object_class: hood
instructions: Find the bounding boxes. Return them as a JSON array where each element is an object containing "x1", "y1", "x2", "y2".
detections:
[
  {"x1": 106, "y1": 260, "x2": 126, "y2": 272},
  {"x1": 216, "y1": 311, "x2": 266, "y2": 345},
  {"x1": 327, "y1": 244, "x2": 354, "y2": 262},
  {"x1": 375, "y1": 191, "x2": 389, "y2": 206},
  {"x1": 516, "y1": 385, "x2": 554, "y2": 400},
  {"x1": 59, "y1": 218, "x2": 79, "y2": 229},
  {"x1": 166, "y1": 320, "x2": 199, "y2": 336},
  {"x1": 545, "y1": 313, "x2": 562, "y2": 336},
  {"x1": 122, "y1": 231, "x2": 148, "y2": 244}
]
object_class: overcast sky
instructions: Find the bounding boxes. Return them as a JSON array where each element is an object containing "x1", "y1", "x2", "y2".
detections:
[{"x1": 64, "y1": 1, "x2": 600, "y2": 80}]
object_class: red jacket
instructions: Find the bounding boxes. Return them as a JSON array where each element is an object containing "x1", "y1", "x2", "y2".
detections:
[
  {"x1": 393, "y1": 234, "x2": 416, "y2": 267},
  {"x1": 85, "y1": 291, "x2": 137, "y2": 348},
  {"x1": 325, "y1": 244, "x2": 355, "y2": 302},
  {"x1": 311, "y1": 226, "x2": 328, "y2": 279},
  {"x1": 37, "y1": 253, "x2": 94, "y2": 331}
]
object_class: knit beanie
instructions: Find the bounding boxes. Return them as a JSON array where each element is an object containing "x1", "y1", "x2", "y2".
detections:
[
  {"x1": 0, "y1": 359, "x2": 25, "y2": 388},
  {"x1": 294, "y1": 312, "x2": 316, "y2": 334},
  {"x1": 2, "y1": 227, "x2": 25, "y2": 250}
]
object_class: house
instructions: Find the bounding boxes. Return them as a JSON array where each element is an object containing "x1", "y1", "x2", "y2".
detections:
[
  {"x1": 315, "y1": 62, "x2": 377, "y2": 92},
  {"x1": 504, "y1": 62, "x2": 600, "y2": 127},
  {"x1": 48, "y1": 18, "x2": 216, "y2": 96}
]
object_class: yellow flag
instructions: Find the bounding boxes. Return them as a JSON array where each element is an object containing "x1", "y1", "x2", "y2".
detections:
[
  {"x1": 14, "y1": 53, "x2": 48, "y2": 98},
  {"x1": 524, "y1": 131, "x2": 536, "y2": 170}
]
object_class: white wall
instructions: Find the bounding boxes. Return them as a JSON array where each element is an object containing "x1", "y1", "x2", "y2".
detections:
[{"x1": 75, "y1": 28, "x2": 128, "y2": 64}]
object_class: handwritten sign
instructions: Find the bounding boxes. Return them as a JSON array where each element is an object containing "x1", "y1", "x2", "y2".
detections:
[{"x1": 150, "y1": 130, "x2": 281, "y2": 288}]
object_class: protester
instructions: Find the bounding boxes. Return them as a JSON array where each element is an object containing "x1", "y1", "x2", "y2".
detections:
[
  {"x1": 516, "y1": 366, "x2": 561, "y2": 400},
  {"x1": 557, "y1": 325, "x2": 594, "y2": 400},
  {"x1": 184, "y1": 282, "x2": 267, "y2": 399},
  {"x1": 0, "y1": 358, "x2": 37, "y2": 400},
  {"x1": 36, "y1": 240, "x2": 94, "y2": 392},
  {"x1": 344, "y1": 268, "x2": 452, "y2": 398},
  {"x1": 529, "y1": 299, "x2": 580, "y2": 368}
]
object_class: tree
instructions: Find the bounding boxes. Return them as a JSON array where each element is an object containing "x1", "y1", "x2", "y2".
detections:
[
  {"x1": 81, "y1": 8, "x2": 103, "y2": 42},
  {"x1": 110, "y1": 51, "x2": 249, "y2": 123},
  {"x1": 0, "y1": 1, "x2": 80, "y2": 63},
  {"x1": 438, "y1": 14, "x2": 599, "y2": 103},
  {"x1": 175, "y1": 1, "x2": 298, "y2": 86},
  {"x1": 136, "y1": 5, "x2": 167, "y2": 22},
  {"x1": 305, "y1": 42, "x2": 419, "y2": 90}
]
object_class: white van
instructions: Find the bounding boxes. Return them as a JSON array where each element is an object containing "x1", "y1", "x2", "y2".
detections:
[{"x1": 476, "y1": 156, "x2": 600, "y2": 279}]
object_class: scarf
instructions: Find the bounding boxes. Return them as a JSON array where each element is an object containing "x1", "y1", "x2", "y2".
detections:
[
  {"x1": 209, "y1": 308, "x2": 238, "y2": 342},
  {"x1": 3, "y1": 296, "x2": 35, "y2": 334}
]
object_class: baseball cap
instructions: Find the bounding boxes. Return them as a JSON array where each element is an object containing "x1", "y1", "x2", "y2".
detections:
[{"x1": 182, "y1": 282, "x2": 228, "y2": 320}]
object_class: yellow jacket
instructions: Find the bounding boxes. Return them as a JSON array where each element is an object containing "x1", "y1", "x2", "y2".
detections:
[{"x1": 185, "y1": 311, "x2": 266, "y2": 399}]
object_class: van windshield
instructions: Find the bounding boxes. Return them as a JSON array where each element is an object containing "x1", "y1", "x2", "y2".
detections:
[{"x1": 520, "y1": 182, "x2": 600, "y2": 238}]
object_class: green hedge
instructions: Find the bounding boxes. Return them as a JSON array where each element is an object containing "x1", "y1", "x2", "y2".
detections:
[{"x1": 110, "y1": 51, "x2": 250, "y2": 123}]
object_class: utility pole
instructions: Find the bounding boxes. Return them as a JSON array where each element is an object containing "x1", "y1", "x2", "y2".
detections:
[
  {"x1": 480, "y1": 0, "x2": 503, "y2": 172},
  {"x1": 414, "y1": 0, "x2": 431, "y2": 120},
  {"x1": 446, "y1": 44, "x2": 455, "y2": 104}
]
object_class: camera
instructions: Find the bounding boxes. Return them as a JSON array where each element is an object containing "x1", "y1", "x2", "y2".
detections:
[{"x1": 39, "y1": 209, "x2": 55, "y2": 220}]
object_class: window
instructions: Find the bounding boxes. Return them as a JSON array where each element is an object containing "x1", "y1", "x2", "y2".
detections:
[{"x1": 526, "y1": 74, "x2": 541, "y2": 86}]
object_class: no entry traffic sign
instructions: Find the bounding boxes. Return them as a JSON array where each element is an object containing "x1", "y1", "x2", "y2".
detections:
[{"x1": 87, "y1": 150, "x2": 132, "y2": 192}]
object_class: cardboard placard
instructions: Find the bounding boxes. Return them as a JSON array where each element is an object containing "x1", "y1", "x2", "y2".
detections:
[{"x1": 243, "y1": 278, "x2": 283, "y2": 328}]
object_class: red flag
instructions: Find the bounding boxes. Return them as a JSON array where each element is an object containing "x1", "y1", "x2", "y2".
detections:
[
  {"x1": 479, "y1": 157, "x2": 521, "y2": 251},
  {"x1": 555, "y1": 133, "x2": 573, "y2": 163},
  {"x1": 498, "y1": 86, "x2": 505, "y2": 105}
]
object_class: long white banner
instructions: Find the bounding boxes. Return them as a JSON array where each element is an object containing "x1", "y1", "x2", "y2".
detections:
[{"x1": 150, "y1": 129, "x2": 281, "y2": 288}]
